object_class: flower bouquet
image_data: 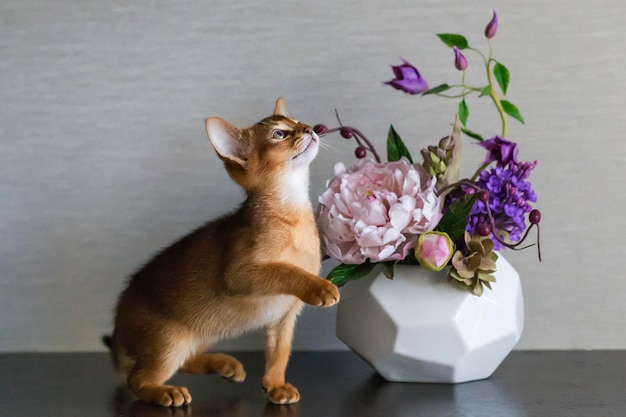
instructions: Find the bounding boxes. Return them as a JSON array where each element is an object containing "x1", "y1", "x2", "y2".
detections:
[
  {"x1": 315, "y1": 11, "x2": 541, "y2": 297},
  {"x1": 313, "y1": 10, "x2": 541, "y2": 383}
]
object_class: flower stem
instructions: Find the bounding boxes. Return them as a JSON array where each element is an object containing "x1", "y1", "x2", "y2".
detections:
[
  {"x1": 471, "y1": 161, "x2": 492, "y2": 181},
  {"x1": 435, "y1": 84, "x2": 483, "y2": 99},
  {"x1": 468, "y1": 47, "x2": 489, "y2": 65},
  {"x1": 436, "y1": 91, "x2": 473, "y2": 99},
  {"x1": 485, "y1": 53, "x2": 508, "y2": 138}
]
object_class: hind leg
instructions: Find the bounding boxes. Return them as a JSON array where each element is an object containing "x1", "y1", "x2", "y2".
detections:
[
  {"x1": 179, "y1": 352, "x2": 246, "y2": 382},
  {"x1": 127, "y1": 361, "x2": 192, "y2": 407},
  {"x1": 126, "y1": 342, "x2": 194, "y2": 407}
]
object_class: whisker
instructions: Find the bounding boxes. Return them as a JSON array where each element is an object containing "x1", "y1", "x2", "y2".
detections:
[{"x1": 318, "y1": 138, "x2": 339, "y2": 153}]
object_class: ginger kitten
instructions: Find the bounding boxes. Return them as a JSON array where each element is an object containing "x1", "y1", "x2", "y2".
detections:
[{"x1": 108, "y1": 97, "x2": 339, "y2": 407}]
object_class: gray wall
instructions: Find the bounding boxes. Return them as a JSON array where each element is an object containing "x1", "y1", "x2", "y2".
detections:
[{"x1": 1, "y1": 0, "x2": 624, "y2": 352}]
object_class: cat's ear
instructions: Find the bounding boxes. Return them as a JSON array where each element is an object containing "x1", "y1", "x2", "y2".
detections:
[
  {"x1": 273, "y1": 97, "x2": 288, "y2": 117},
  {"x1": 205, "y1": 117, "x2": 247, "y2": 167}
]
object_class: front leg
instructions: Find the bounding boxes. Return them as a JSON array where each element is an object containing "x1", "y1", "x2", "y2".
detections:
[
  {"x1": 263, "y1": 306, "x2": 301, "y2": 404},
  {"x1": 229, "y1": 262, "x2": 340, "y2": 307}
]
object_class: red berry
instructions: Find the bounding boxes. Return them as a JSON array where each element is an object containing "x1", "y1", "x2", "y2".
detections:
[
  {"x1": 478, "y1": 190, "x2": 490, "y2": 202},
  {"x1": 476, "y1": 223, "x2": 492, "y2": 237},
  {"x1": 313, "y1": 124, "x2": 328, "y2": 135},
  {"x1": 355, "y1": 146, "x2": 367, "y2": 159},
  {"x1": 529, "y1": 209, "x2": 542, "y2": 224},
  {"x1": 340, "y1": 127, "x2": 353, "y2": 139}
]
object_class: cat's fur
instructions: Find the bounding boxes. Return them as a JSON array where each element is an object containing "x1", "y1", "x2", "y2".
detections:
[{"x1": 108, "y1": 98, "x2": 339, "y2": 407}]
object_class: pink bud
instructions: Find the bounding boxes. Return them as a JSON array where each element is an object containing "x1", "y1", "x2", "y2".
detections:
[
  {"x1": 453, "y1": 46, "x2": 468, "y2": 71},
  {"x1": 485, "y1": 10, "x2": 498, "y2": 39},
  {"x1": 415, "y1": 231, "x2": 454, "y2": 271}
]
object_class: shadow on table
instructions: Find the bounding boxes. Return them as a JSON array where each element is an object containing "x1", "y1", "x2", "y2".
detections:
[
  {"x1": 337, "y1": 374, "x2": 523, "y2": 417},
  {"x1": 112, "y1": 386, "x2": 301, "y2": 417}
]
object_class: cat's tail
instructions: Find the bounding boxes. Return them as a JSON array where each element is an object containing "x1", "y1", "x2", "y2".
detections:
[
  {"x1": 102, "y1": 334, "x2": 114, "y2": 350},
  {"x1": 101, "y1": 333, "x2": 134, "y2": 374}
]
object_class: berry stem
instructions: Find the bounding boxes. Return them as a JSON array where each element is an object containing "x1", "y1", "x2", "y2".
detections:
[{"x1": 324, "y1": 126, "x2": 382, "y2": 163}]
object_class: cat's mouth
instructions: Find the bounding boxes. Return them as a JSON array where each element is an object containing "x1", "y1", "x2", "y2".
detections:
[{"x1": 292, "y1": 134, "x2": 318, "y2": 160}]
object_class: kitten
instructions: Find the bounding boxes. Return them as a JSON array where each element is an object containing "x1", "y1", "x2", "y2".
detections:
[{"x1": 107, "y1": 97, "x2": 339, "y2": 407}]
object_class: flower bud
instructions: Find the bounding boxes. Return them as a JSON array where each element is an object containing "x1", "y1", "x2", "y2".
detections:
[
  {"x1": 355, "y1": 146, "x2": 367, "y2": 159},
  {"x1": 415, "y1": 231, "x2": 454, "y2": 272},
  {"x1": 485, "y1": 10, "x2": 498, "y2": 39},
  {"x1": 439, "y1": 135, "x2": 453, "y2": 150},
  {"x1": 453, "y1": 46, "x2": 468, "y2": 71}
]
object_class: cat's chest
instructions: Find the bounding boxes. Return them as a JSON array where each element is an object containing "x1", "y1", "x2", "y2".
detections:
[{"x1": 280, "y1": 215, "x2": 321, "y2": 273}]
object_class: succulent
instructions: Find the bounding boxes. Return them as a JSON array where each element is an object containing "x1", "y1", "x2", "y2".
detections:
[
  {"x1": 447, "y1": 232, "x2": 498, "y2": 296},
  {"x1": 420, "y1": 117, "x2": 462, "y2": 196}
]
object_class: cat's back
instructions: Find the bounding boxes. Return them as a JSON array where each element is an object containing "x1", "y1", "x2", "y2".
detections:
[{"x1": 122, "y1": 208, "x2": 249, "y2": 297}]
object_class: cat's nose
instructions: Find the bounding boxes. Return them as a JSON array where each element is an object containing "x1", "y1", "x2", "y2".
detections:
[{"x1": 303, "y1": 126, "x2": 313, "y2": 135}]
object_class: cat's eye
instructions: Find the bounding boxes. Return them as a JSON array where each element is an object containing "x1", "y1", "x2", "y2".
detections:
[{"x1": 271, "y1": 129, "x2": 288, "y2": 140}]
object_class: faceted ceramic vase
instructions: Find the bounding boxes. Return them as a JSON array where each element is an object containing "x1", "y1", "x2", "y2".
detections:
[{"x1": 336, "y1": 255, "x2": 523, "y2": 383}]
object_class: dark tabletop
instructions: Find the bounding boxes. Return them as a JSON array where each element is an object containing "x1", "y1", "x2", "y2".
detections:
[{"x1": 0, "y1": 351, "x2": 624, "y2": 417}]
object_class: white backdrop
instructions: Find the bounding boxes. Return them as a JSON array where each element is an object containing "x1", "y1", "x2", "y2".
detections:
[{"x1": 1, "y1": 0, "x2": 624, "y2": 351}]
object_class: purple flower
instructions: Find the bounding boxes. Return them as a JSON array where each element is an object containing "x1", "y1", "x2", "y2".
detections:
[
  {"x1": 477, "y1": 136, "x2": 519, "y2": 167},
  {"x1": 453, "y1": 46, "x2": 468, "y2": 71},
  {"x1": 485, "y1": 10, "x2": 498, "y2": 39},
  {"x1": 385, "y1": 58, "x2": 429, "y2": 95},
  {"x1": 466, "y1": 160, "x2": 538, "y2": 249}
]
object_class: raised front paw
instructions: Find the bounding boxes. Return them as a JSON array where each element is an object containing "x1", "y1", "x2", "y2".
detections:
[
  {"x1": 264, "y1": 383, "x2": 301, "y2": 404},
  {"x1": 214, "y1": 355, "x2": 246, "y2": 382},
  {"x1": 302, "y1": 279, "x2": 340, "y2": 307}
]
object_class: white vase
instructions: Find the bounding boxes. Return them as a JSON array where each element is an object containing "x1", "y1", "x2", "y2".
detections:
[{"x1": 335, "y1": 254, "x2": 523, "y2": 383}]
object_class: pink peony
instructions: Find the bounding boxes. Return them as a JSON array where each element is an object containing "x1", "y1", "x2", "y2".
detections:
[{"x1": 317, "y1": 157, "x2": 443, "y2": 264}]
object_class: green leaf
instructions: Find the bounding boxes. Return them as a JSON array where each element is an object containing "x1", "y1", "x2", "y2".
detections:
[
  {"x1": 380, "y1": 262, "x2": 396, "y2": 279},
  {"x1": 479, "y1": 85, "x2": 491, "y2": 97},
  {"x1": 435, "y1": 193, "x2": 477, "y2": 241},
  {"x1": 326, "y1": 262, "x2": 375, "y2": 288},
  {"x1": 436, "y1": 33, "x2": 469, "y2": 50},
  {"x1": 458, "y1": 99, "x2": 469, "y2": 127},
  {"x1": 422, "y1": 83, "x2": 452, "y2": 96},
  {"x1": 387, "y1": 124, "x2": 414, "y2": 163},
  {"x1": 460, "y1": 127, "x2": 484, "y2": 141},
  {"x1": 501, "y1": 100, "x2": 525, "y2": 124},
  {"x1": 493, "y1": 62, "x2": 510, "y2": 96}
]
